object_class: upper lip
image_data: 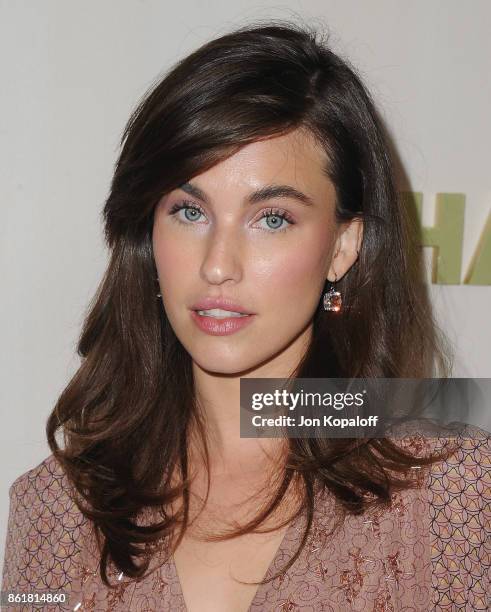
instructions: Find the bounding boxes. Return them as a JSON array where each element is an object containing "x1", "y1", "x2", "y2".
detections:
[{"x1": 191, "y1": 297, "x2": 254, "y2": 315}]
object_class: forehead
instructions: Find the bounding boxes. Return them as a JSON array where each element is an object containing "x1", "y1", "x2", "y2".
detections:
[{"x1": 193, "y1": 128, "x2": 331, "y2": 195}]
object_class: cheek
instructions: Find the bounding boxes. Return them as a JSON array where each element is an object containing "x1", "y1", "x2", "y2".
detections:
[
  {"x1": 153, "y1": 232, "x2": 195, "y2": 286},
  {"x1": 254, "y1": 236, "x2": 330, "y2": 298}
]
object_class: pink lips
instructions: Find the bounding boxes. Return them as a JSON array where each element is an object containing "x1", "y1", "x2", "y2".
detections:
[
  {"x1": 190, "y1": 296, "x2": 255, "y2": 336},
  {"x1": 190, "y1": 296, "x2": 253, "y2": 314},
  {"x1": 190, "y1": 310, "x2": 255, "y2": 335}
]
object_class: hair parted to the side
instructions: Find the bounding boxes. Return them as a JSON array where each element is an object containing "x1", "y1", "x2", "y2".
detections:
[{"x1": 47, "y1": 19, "x2": 457, "y2": 588}]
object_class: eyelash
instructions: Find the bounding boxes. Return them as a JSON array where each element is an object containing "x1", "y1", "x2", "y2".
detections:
[{"x1": 168, "y1": 200, "x2": 295, "y2": 233}]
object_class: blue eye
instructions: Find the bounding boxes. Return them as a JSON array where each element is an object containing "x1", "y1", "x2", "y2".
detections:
[
  {"x1": 168, "y1": 201, "x2": 205, "y2": 224},
  {"x1": 168, "y1": 201, "x2": 295, "y2": 233},
  {"x1": 257, "y1": 208, "x2": 294, "y2": 233}
]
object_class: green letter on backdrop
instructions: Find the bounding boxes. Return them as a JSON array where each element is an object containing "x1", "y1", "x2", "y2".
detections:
[
  {"x1": 402, "y1": 192, "x2": 490, "y2": 285},
  {"x1": 464, "y1": 210, "x2": 491, "y2": 285},
  {"x1": 408, "y1": 192, "x2": 465, "y2": 284}
]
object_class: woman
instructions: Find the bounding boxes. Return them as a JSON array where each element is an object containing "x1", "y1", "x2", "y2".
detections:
[{"x1": 2, "y1": 21, "x2": 490, "y2": 611}]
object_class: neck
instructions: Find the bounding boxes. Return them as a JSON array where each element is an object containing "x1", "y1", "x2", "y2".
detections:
[{"x1": 189, "y1": 324, "x2": 312, "y2": 477}]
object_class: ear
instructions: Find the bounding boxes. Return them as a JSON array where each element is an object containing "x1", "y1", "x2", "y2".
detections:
[{"x1": 327, "y1": 218, "x2": 363, "y2": 282}]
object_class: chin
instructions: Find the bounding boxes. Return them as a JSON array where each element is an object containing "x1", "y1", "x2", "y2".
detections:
[
  {"x1": 192, "y1": 355, "x2": 255, "y2": 376},
  {"x1": 189, "y1": 346, "x2": 270, "y2": 376}
]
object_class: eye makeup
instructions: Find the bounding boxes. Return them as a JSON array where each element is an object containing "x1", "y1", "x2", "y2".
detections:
[{"x1": 168, "y1": 200, "x2": 296, "y2": 233}]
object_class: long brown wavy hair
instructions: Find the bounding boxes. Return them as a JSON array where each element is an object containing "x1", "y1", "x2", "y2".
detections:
[{"x1": 46, "y1": 20, "x2": 458, "y2": 588}]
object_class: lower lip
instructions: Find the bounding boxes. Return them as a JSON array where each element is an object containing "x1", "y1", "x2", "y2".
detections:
[{"x1": 190, "y1": 310, "x2": 255, "y2": 335}]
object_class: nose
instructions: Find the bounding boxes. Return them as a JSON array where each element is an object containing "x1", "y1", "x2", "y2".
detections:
[{"x1": 199, "y1": 223, "x2": 243, "y2": 286}]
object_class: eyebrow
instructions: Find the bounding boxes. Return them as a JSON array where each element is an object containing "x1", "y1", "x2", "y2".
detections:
[{"x1": 178, "y1": 182, "x2": 315, "y2": 207}]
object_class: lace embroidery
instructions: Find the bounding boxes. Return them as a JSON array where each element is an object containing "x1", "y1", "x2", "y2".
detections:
[
  {"x1": 277, "y1": 593, "x2": 298, "y2": 610},
  {"x1": 339, "y1": 554, "x2": 364, "y2": 603}
]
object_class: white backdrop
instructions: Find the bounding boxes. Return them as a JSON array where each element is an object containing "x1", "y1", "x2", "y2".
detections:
[{"x1": 1, "y1": 0, "x2": 490, "y2": 564}]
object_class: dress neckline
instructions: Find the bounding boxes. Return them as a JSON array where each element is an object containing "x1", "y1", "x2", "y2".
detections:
[{"x1": 167, "y1": 507, "x2": 306, "y2": 611}]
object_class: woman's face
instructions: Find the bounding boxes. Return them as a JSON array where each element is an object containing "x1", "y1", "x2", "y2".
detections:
[{"x1": 152, "y1": 128, "x2": 359, "y2": 376}]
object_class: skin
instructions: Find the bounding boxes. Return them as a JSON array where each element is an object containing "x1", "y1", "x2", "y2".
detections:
[
  {"x1": 152, "y1": 127, "x2": 363, "y2": 611},
  {"x1": 152, "y1": 127, "x2": 363, "y2": 479}
]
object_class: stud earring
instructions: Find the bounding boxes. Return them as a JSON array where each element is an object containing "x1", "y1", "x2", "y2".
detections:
[{"x1": 323, "y1": 273, "x2": 342, "y2": 312}]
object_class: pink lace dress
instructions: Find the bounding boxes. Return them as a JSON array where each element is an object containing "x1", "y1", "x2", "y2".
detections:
[{"x1": 2, "y1": 424, "x2": 490, "y2": 611}]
